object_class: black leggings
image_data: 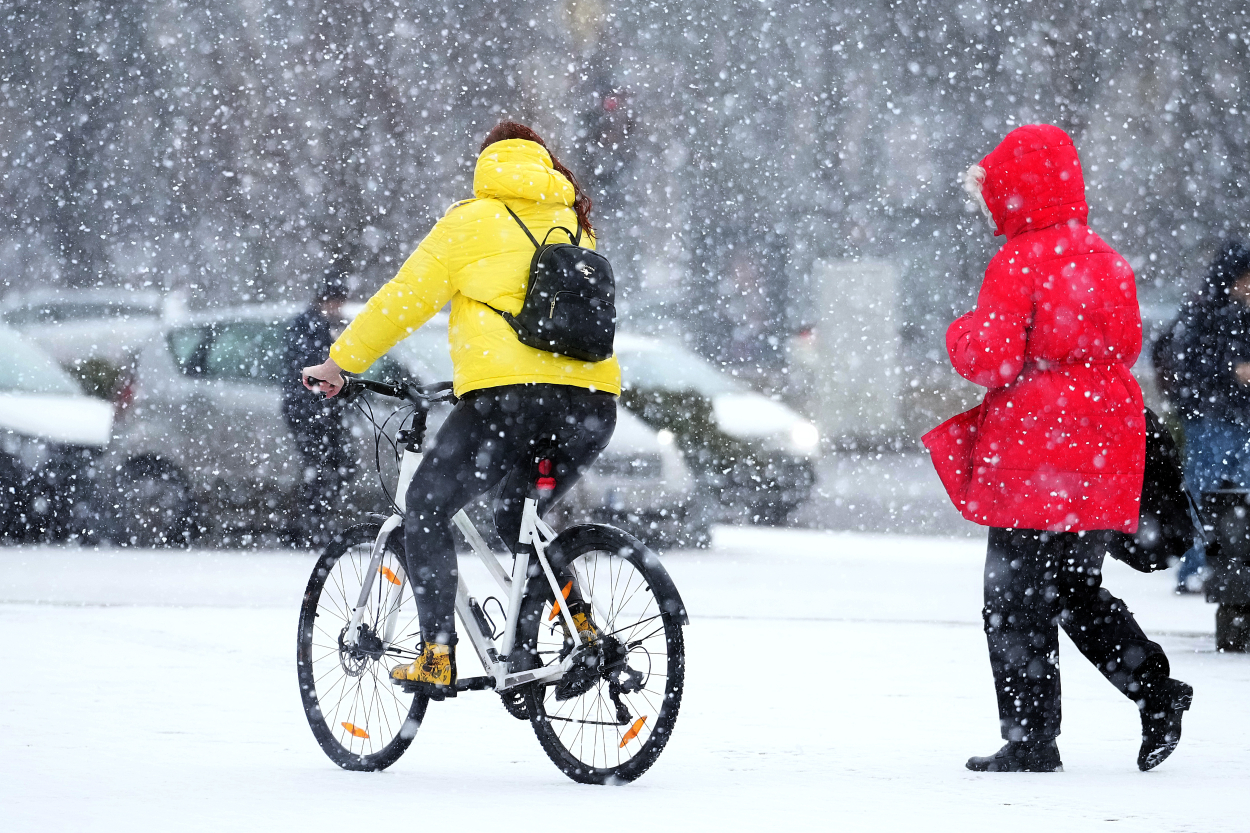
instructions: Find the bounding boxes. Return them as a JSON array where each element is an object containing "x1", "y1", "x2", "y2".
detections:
[
  {"x1": 403, "y1": 384, "x2": 616, "y2": 644},
  {"x1": 983, "y1": 528, "x2": 1169, "y2": 742}
]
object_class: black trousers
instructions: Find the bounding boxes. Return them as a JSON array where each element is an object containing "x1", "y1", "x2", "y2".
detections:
[
  {"x1": 290, "y1": 420, "x2": 354, "y2": 546},
  {"x1": 983, "y1": 528, "x2": 1169, "y2": 742},
  {"x1": 403, "y1": 384, "x2": 616, "y2": 644}
]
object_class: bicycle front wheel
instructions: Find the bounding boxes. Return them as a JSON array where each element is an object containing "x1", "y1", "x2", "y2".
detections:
[
  {"x1": 516, "y1": 525, "x2": 687, "y2": 784},
  {"x1": 296, "y1": 523, "x2": 427, "y2": 771}
]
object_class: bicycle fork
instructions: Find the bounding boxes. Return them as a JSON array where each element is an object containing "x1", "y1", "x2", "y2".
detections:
[
  {"x1": 340, "y1": 514, "x2": 403, "y2": 651},
  {"x1": 340, "y1": 443, "x2": 423, "y2": 651}
]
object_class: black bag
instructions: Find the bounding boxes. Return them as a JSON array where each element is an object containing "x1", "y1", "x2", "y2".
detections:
[
  {"x1": 1103, "y1": 408, "x2": 1204, "y2": 573},
  {"x1": 486, "y1": 206, "x2": 616, "y2": 362}
]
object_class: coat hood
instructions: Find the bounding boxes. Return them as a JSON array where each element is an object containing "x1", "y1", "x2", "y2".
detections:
[
  {"x1": 977, "y1": 124, "x2": 1088, "y2": 239},
  {"x1": 473, "y1": 139, "x2": 576, "y2": 206}
]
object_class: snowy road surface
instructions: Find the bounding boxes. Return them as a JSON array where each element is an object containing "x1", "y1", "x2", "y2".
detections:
[{"x1": 2, "y1": 527, "x2": 1245, "y2": 832}]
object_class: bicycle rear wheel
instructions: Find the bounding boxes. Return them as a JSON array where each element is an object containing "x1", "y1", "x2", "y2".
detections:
[
  {"x1": 516, "y1": 525, "x2": 686, "y2": 784},
  {"x1": 296, "y1": 523, "x2": 427, "y2": 771}
]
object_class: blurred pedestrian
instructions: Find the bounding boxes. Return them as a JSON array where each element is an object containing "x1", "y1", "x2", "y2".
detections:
[
  {"x1": 1156, "y1": 241, "x2": 1250, "y2": 592},
  {"x1": 282, "y1": 274, "x2": 352, "y2": 546},
  {"x1": 924, "y1": 124, "x2": 1193, "y2": 773}
]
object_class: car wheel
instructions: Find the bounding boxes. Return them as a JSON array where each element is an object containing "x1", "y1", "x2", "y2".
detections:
[
  {"x1": 751, "y1": 500, "x2": 797, "y2": 526},
  {"x1": 1216, "y1": 604, "x2": 1250, "y2": 652},
  {"x1": 108, "y1": 457, "x2": 195, "y2": 547},
  {"x1": 0, "y1": 452, "x2": 28, "y2": 542}
]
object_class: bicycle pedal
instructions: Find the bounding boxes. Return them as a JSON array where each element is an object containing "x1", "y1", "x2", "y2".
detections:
[{"x1": 393, "y1": 678, "x2": 458, "y2": 699}]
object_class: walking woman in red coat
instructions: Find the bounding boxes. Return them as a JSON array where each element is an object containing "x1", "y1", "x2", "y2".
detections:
[{"x1": 924, "y1": 125, "x2": 1193, "y2": 773}]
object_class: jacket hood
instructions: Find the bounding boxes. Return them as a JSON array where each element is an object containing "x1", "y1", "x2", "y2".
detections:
[
  {"x1": 978, "y1": 124, "x2": 1088, "y2": 239},
  {"x1": 473, "y1": 139, "x2": 576, "y2": 206}
]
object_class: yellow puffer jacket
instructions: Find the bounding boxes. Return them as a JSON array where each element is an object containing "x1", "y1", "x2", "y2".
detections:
[{"x1": 329, "y1": 139, "x2": 622, "y2": 397}]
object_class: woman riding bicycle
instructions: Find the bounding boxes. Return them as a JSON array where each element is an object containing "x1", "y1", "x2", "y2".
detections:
[{"x1": 302, "y1": 121, "x2": 620, "y2": 699}]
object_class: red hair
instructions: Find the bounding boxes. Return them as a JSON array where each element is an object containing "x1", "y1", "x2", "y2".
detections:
[{"x1": 480, "y1": 121, "x2": 594, "y2": 236}]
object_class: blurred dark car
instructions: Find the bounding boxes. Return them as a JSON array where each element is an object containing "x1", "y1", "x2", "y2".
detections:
[
  {"x1": 615, "y1": 334, "x2": 820, "y2": 524},
  {"x1": 0, "y1": 326, "x2": 113, "y2": 542}
]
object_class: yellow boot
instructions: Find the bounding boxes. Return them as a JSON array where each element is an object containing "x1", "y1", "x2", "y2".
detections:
[
  {"x1": 390, "y1": 642, "x2": 457, "y2": 699},
  {"x1": 572, "y1": 610, "x2": 601, "y2": 644}
]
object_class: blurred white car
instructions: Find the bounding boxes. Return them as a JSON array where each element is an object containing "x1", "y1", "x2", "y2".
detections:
[
  {"x1": 1, "y1": 288, "x2": 166, "y2": 367},
  {"x1": 614, "y1": 333, "x2": 820, "y2": 523},
  {"x1": 0, "y1": 326, "x2": 113, "y2": 541},
  {"x1": 104, "y1": 306, "x2": 707, "y2": 548},
  {"x1": 363, "y1": 310, "x2": 709, "y2": 547}
]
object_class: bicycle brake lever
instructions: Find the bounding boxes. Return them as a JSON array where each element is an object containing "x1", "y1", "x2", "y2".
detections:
[{"x1": 337, "y1": 373, "x2": 364, "y2": 403}]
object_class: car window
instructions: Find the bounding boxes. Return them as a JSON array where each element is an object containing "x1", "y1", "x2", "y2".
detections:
[
  {"x1": 167, "y1": 326, "x2": 210, "y2": 375},
  {"x1": 390, "y1": 327, "x2": 454, "y2": 382},
  {"x1": 617, "y1": 345, "x2": 747, "y2": 396},
  {"x1": 202, "y1": 321, "x2": 285, "y2": 383},
  {"x1": 0, "y1": 328, "x2": 81, "y2": 395}
]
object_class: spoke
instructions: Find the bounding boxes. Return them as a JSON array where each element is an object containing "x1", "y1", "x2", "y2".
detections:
[
  {"x1": 350, "y1": 546, "x2": 364, "y2": 593},
  {"x1": 595, "y1": 680, "x2": 607, "y2": 768},
  {"x1": 313, "y1": 622, "x2": 344, "y2": 645},
  {"x1": 365, "y1": 668, "x2": 390, "y2": 751},
  {"x1": 381, "y1": 670, "x2": 414, "y2": 714},
  {"x1": 314, "y1": 662, "x2": 349, "y2": 689},
  {"x1": 603, "y1": 613, "x2": 662, "y2": 640},
  {"x1": 328, "y1": 563, "x2": 352, "y2": 618},
  {"x1": 320, "y1": 670, "x2": 353, "y2": 732},
  {"x1": 322, "y1": 570, "x2": 351, "y2": 622},
  {"x1": 609, "y1": 568, "x2": 650, "y2": 629},
  {"x1": 609, "y1": 597, "x2": 661, "y2": 650},
  {"x1": 623, "y1": 623, "x2": 666, "y2": 647},
  {"x1": 627, "y1": 685, "x2": 663, "y2": 725},
  {"x1": 311, "y1": 647, "x2": 340, "y2": 665},
  {"x1": 339, "y1": 680, "x2": 362, "y2": 754},
  {"x1": 608, "y1": 555, "x2": 630, "y2": 626}
]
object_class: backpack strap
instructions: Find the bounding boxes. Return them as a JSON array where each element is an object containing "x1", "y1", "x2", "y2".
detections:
[
  {"x1": 504, "y1": 205, "x2": 540, "y2": 249},
  {"x1": 506, "y1": 203, "x2": 583, "y2": 248}
]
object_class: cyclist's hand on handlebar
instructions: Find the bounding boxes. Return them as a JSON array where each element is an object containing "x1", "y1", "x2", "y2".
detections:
[{"x1": 302, "y1": 358, "x2": 346, "y2": 398}]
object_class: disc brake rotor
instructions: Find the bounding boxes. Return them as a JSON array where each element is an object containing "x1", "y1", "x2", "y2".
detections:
[{"x1": 338, "y1": 624, "x2": 385, "y2": 677}]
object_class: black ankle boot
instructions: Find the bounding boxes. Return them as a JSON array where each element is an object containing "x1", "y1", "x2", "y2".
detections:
[
  {"x1": 1138, "y1": 677, "x2": 1193, "y2": 771},
  {"x1": 966, "y1": 740, "x2": 1063, "y2": 772}
]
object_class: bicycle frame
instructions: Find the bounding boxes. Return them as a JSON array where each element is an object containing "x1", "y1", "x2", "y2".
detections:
[{"x1": 339, "y1": 437, "x2": 595, "y2": 693}]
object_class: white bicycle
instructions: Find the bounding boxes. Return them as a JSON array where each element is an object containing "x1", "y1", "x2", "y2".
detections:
[{"x1": 296, "y1": 375, "x2": 688, "y2": 784}]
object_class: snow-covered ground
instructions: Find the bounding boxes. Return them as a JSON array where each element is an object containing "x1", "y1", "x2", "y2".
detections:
[{"x1": 2, "y1": 527, "x2": 1245, "y2": 832}]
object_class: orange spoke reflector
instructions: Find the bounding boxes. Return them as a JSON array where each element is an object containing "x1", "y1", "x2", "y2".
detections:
[
  {"x1": 619, "y1": 716, "x2": 647, "y2": 747},
  {"x1": 341, "y1": 722, "x2": 370, "y2": 739},
  {"x1": 548, "y1": 581, "x2": 574, "y2": 621},
  {"x1": 378, "y1": 565, "x2": 402, "y2": 586}
]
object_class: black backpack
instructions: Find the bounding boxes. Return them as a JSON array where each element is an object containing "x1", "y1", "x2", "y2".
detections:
[
  {"x1": 485, "y1": 206, "x2": 616, "y2": 362},
  {"x1": 1101, "y1": 409, "x2": 1204, "y2": 573}
]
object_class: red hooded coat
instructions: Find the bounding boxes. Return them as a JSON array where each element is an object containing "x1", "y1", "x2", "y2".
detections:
[{"x1": 922, "y1": 125, "x2": 1145, "y2": 532}]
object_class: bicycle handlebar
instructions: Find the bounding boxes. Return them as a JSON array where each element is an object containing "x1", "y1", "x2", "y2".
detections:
[{"x1": 336, "y1": 374, "x2": 455, "y2": 405}]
